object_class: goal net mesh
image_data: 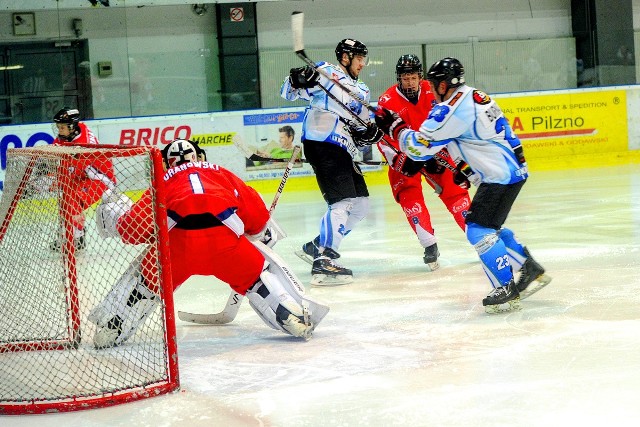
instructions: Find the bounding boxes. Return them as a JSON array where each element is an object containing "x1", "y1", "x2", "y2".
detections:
[{"x1": 0, "y1": 145, "x2": 177, "y2": 414}]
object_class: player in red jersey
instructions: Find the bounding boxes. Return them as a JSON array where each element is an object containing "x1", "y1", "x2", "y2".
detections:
[
  {"x1": 89, "y1": 139, "x2": 328, "y2": 347},
  {"x1": 377, "y1": 55, "x2": 471, "y2": 270},
  {"x1": 47, "y1": 107, "x2": 115, "y2": 251}
]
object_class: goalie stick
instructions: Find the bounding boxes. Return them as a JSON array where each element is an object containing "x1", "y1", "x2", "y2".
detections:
[
  {"x1": 232, "y1": 134, "x2": 387, "y2": 166},
  {"x1": 177, "y1": 291, "x2": 244, "y2": 325},
  {"x1": 177, "y1": 146, "x2": 302, "y2": 325}
]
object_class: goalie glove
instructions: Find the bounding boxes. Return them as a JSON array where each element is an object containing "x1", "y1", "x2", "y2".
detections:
[
  {"x1": 96, "y1": 192, "x2": 134, "y2": 238},
  {"x1": 374, "y1": 107, "x2": 409, "y2": 141},
  {"x1": 289, "y1": 66, "x2": 320, "y2": 89},
  {"x1": 351, "y1": 123, "x2": 384, "y2": 147}
]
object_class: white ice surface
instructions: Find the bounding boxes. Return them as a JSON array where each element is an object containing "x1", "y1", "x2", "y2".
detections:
[{"x1": 3, "y1": 164, "x2": 640, "y2": 426}]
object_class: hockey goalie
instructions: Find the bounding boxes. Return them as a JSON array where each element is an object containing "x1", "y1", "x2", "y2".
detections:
[{"x1": 89, "y1": 139, "x2": 329, "y2": 348}]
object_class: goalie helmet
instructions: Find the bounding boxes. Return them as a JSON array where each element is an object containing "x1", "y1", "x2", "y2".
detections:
[
  {"x1": 53, "y1": 107, "x2": 81, "y2": 142},
  {"x1": 335, "y1": 39, "x2": 368, "y2": 62},
  {"x1": 162, "y1": 139, "x2": 206, "y2": 169},
  {"x1": 396, "y1": 54, "x2": 423, "y2": 99},
  {"x1": 426, "y1": 57, "x2": 465, "y2": 89}
]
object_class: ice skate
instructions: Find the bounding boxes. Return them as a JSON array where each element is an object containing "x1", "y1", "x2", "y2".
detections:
[
  {"x1": 482, "y1": 280, "x2": 521, "y2": 314},
  {"x1": 50, "y1": 234, "x2": 86, "y2": 252},
  {"x1": 310, "y1": 255, "x2": 353, "y2": 286},
  {"x1": 89, "y1": 268, "x2": 160, "y2": 349},
  {"x1": 423, "y1": 243, "x2": 440, "y2": 271},
  {"x1": 276, "y1": 306, "x2": 313, "y2": 340},
  {"x1": 296, "y1": 236, "x2": 340, "y2": 265},
  {"x1": 516, "y1": 247, "x2": 552, "y2": 299},
  {"x1": 91, "y1": 289, "x2": 158, "y2": 349}
]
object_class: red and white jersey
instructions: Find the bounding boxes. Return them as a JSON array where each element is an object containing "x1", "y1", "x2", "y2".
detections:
[
  {"x1": 54, "y1": 122, "x2": 115, "y2": 186},
  {"x1": 377, "y1": 80, "x2": 435, "y2": 148},
  {"x1": 53, "y1": 122, "x2": 100, "y2": 146}
]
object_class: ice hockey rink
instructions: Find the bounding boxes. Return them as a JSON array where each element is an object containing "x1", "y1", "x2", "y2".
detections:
[{"x1": 3, "y1": 162, "x2": 640, "y2": 427}]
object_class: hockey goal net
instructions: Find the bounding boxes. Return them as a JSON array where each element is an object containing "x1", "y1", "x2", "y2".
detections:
[{"x1": 0, "y1": 144, "x2": 178, "y2": 414}]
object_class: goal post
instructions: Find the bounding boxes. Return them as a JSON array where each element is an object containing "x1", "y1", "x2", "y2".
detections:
[{"x1": 0, "y1": 144, "x2": 179, "y2": 414}]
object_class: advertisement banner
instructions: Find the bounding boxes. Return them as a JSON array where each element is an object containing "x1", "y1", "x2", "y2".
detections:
[
  {"x1": 0, "y1": 87, "x2": 635, "y2": 193},
  {"x1": 497, "y1": 89, "x2": 628, "y2": 159}
]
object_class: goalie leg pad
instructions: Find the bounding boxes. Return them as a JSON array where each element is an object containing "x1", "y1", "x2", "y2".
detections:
[
  {"x1": 88, "y1": 260, "x2": 159, "y2": 348},
  {"x1": 247, "y1": 242, "x2": 330, "y2": 339}
]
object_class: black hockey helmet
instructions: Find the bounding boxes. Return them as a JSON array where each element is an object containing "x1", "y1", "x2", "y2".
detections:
[
  {"x1": 396, "y1": 54, "x2": 423, "y2": 98},
  {"x1": 396, "y1": 54, "x2": 423, "y2": 79},
  {"x1": 161, "y1": 139, "x2": 206, "y2": 169},
  {"x1": 52, "y1": 107, "x2": 81, "y2": 141},
  {"x1": 335, "y1": 38, "x2": 368, "y2": 62},
  {"x1": 426, "y1": 57, "x2": 465, "y2": 89},
  {"x1": 53, "y1": 107, "x2": 80, "y2": 127}
]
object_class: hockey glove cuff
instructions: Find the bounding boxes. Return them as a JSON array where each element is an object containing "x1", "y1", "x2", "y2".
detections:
[
  {"x1": 453, "y1": 161, "x2": 474, "y2": 189},
  {"x1": 352, "y1": 123, "x2": 384, "y2": 147},
  {"x1": 513, "y1": 145, "x2": 526, "y2": 165},
  {"x1": 375, "y1": 108, "x2": 409, "y2": 141}
]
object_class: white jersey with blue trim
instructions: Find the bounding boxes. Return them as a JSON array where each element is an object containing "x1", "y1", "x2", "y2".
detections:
[
  {"x1": 397, "y1": 84, "x2": 528, "y2": 185},
  {"x1": 280, "y1": 61, "x2": 373, "y2": 159}
]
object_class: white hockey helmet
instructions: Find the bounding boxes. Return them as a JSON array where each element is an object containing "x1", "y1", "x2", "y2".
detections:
[{"x1": 162, "y1": 139, "x2": 199, "y2": 168}]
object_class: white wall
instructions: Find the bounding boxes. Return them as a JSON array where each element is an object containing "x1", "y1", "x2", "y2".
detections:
[{"x1": 256, "y1": 0, "x2": 573, "y2": 48}]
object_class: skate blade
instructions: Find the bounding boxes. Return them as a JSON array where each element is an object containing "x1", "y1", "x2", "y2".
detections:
[
  {"x1": 519, "y1": 274, "x2": 552, "y2": 300},
  {"x1": 426, "y1": 260, "x2": 440, "y2": 272},
  {"x1": 484, "y1": 297, "x2": 522, "y2": 314},
  {"x1": 295, "y1": 249, "x2": 314, "y2": 265},
  {"x1": 310, "y1": 274, "x2": 353, "y2": 287}
]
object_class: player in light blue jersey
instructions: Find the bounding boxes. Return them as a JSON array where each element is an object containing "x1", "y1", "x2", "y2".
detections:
[
  {"x1": 376, "y1": 57, "x2": 551, "y2": 313},
  {"x1": 281, "y1": 39, "x2": 383, "y2": 286}
]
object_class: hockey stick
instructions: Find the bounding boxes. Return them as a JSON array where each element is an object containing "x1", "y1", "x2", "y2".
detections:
[
  {"x1": 177, "y1": 291, "x2": 244, "y2": 325},
  {"x1": 291, "y1": 11, "x2": 376, "y2": 114},
  {"x1": 177, "y1": 146, "x2": 302, "y2": 325},
  {"x1": 291, "y1": 12, "x2": 457, "y2": 175},
  {"x1": 233, "y1": 134, "x2": 387, "y2": 166},
  {"x1": 269, "y1": 145, "x2": 301, "y2": 213}
]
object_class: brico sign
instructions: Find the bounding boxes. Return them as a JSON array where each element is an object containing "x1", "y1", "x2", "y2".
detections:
[{"x1": 119, "y1": 125, "x2": 191, "y2": 146}]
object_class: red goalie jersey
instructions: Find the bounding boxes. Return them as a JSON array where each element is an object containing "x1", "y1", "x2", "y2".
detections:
[{"x1": 118, "y1": 161, "x2": 270, "y2": 295}]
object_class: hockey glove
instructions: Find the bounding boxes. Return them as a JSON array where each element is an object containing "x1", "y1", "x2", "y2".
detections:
[
  {"x1": 289, "y1": 66, "x2": 320, "y2": 89},
  {"x1": 453, "y1": 161, "x2": 474, "y2": 189},
  {"x1": 391, "y1": 152, "x2": 426, "y2": 177},
  {"x1": 423, "y1": 157, "x2": 446, "y2": 175},
  {"x1": 96, "y1": 193, "x2": 134, "y2": 238},
  {"x1": 374, "y1": 107, "x2": 409, "y2": 141},
  {"x1": 513, "y1": 145, "x2": 526, "y2": 165},
  {"x1": 352, "y1": 123, "x2": 384, "y2": 147}
]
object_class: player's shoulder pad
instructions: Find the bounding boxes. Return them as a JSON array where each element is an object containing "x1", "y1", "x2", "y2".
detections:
[{"x1": 472, "y1": 90, "x2": 492, "y2": 105}]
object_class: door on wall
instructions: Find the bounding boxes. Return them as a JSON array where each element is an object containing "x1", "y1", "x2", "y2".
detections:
[{"x1": 0, "y1": 41, "x2": 92, "y2": 125}]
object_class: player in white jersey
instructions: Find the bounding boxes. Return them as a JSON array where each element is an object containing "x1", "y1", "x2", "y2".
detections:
[
  {"x1": 280, "y1": 38, "x2": 383, "y2": 286},
  {"x1": 375, "y1": 57, "x2": 551, "y2": 313}
]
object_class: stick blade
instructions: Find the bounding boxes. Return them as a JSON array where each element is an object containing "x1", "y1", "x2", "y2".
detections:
[
  {"x1": 291, "y1": 11, "x2": 305, "y2": 53},
  {"x1": 177, "y1": 310, "x2": 235, "y2": 325},
  {"x1": 178, "y1": 293, "x2": 244, "y2": 325}
]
